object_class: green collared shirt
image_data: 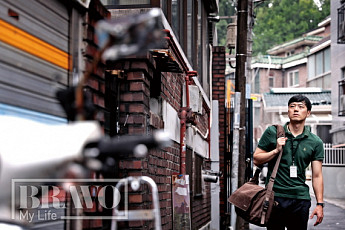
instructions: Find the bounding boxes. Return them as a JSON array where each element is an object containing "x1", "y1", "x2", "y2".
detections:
[{"x1": 257, "y1": 123, "x2": 324, "y2": 200}]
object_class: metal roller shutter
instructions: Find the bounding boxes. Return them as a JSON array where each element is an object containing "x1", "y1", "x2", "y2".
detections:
[{"x1": 0, "y1": 0, "x2": 70, "y2": 118}]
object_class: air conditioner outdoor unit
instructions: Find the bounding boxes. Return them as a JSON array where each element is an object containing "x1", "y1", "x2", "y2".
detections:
[{"x1": 188, "y1": 85, "x2": 203, "y2": 114}]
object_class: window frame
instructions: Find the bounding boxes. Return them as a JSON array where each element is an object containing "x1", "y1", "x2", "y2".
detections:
[
  {"x1": 339, "y1": 67, "x2": 345, "y2": 116},
  {"x1": 307, "y1": 47, "x2": 331, "y2": 89},
  {"x1": 99, "y1": 0, "x2": 152, "y2": 8},
  {"x1": 254, "y1": 69, "x2": 260, "y2": 93},
  {"x1": 186, "y1": 148, "x2": 204, "y2": 197},
  {"x1": 288, "y1": 70, "x2": 299, "y2": 87},
  {"x1": 269, "y1": 76, "x2": 274, "y2": 88}
]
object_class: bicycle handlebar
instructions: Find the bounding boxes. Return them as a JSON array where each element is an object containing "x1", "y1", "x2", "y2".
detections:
[{"x1": 84, "y1": 130, "x2": 171, "y2": 160}]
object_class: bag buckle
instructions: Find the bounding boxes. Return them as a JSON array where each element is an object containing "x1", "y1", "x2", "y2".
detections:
[{"x1": 263, "y1": 200, "x2": 269, "y2": 212}]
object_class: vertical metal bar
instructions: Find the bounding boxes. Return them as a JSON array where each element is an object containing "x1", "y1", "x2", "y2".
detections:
[
  {"x1": 231, "y1": 92, "x2": 241, "y2": 229},
  {"x1": 234, "y1": 0, "x2": 248, "y2": 228}
]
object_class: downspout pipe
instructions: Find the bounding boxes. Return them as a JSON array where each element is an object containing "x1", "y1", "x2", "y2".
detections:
[
  {"x1": 179, "y1": 108, "x2": 188, "y2": 175},
  {"x1": 178, "y1": 71, "x2": 198, "y2": 174}
]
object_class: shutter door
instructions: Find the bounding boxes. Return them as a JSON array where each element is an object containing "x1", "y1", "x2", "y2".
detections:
[{"x1": 0, "y1": 0, "x2": 69, "y2": 118}]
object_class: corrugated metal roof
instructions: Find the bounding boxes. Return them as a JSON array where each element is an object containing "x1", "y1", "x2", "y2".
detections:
[
  {"x1": 252, "y1": 55, "x2": 283, "y2": 65},
  {"x1": 263, "y1": 91, "x2": 331, "y2": 107},
  {"x1": 282, "y1": 51, "x2": 308, "y2": 64},
  {"x1": 252, "y1": 50, "x2": 308, "y2": 66},
  {"x1": 267, "y1": 35, "x2": 323, "y2": 54}
]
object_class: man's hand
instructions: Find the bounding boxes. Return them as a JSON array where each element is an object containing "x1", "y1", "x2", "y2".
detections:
[
  {"x1": 309, "y1": 205, "x2": 324, "y2": 226},
  {"x1": 276, "y1": 137, "x2": 288, "y2": 152}
]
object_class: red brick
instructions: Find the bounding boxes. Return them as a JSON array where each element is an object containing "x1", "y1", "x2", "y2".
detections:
[
  {"x1": 129, "y1": 194, "x2": 143, "y2": 203},
  {"x1": 127, "y1": 71, "x2": 145, "y2": 80},
  {"x1": 131, "y1": 61, "x2": 149, "y2": 71}
]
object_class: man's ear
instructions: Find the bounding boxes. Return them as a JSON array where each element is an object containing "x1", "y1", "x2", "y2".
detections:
[{"x1": 307, "y1": 111, "x2": 311, "y2": 117}]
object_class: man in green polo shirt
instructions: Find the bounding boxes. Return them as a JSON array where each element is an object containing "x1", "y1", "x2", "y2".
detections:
[{"x1": 254, "y1": 94, "x2": 324, "y2": 230}]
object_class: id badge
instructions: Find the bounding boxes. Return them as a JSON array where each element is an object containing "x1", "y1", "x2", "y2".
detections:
[{"x1": 290, "y1": 165, "x2": 297, "y2": 178}]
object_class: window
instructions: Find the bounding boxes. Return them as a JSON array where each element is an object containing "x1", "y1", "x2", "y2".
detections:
[
  {"x1": 171, "y1": 0, "x2": 181, "y2": 40},
  {"x1": 194, "y1": 154, "x2": 203, "y2": 196},
  {"x1": 286, "y1": 50, "x2": 295, "y2": 57},
  {"x1": 309, "y1": 47, "x2": 330, "y2": 77},
  {"x1": 307, "y1": 47, "x2": 331, "y2": 89},
  {"x1": 317, "y1": 125, "x2": 332, "y2": 143},
  {"x1": 197, "y1": 1, "x2": 202, "y2": 83},
  {"x1": 269, "y1": 77, "x2": 274, "y2": 88},
  {"x1": 324, "y1": 48, "x2": 330, "y2": 72},
  {"x1": 288, "y1": 70, "x2": 299, "y2": 87},
  {"x1": 254, "y1": 69, "x2": 260, "y2": 93},
  {"x1": 338, "y1": 2, "x2": 345, "y2": 44},
  {"x1": 186, "y1": 148, "x2": 203, "y2": 197},
  {"x1": 316, "y1": 51, "x2": 323, "y2": 75},
  {"x1": 308, "y1": 55, "x2": 315, "y2": 80},
  {"x1": 100, "y1": 0, "x2": 150, "y2": 7},
  {"x1": 186, "y1": 0, "x2": 196, "y2": 64},
  {"x1": 339, "y1": 68, "x2": 345, "y2": 116},
  {"x1": 161, "y1": 0, "x2": 168, "y2": 18}
]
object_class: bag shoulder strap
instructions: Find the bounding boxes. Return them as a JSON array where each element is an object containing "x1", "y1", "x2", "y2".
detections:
[
  {"x1": 261, "y1": 124, "x2": 285, "y2": 224},
  {"x1": 270, "y1": 124, "x2": 285, "y2": 179}
]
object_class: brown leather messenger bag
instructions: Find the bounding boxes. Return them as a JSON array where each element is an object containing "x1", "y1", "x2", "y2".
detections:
[{"x1": 228, "y1": 124, "x2": 285, "y2": 226}]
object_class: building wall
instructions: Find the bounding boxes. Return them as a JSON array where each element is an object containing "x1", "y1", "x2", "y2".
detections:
[
  {"x1": 323, "y1": 167, "x2": 345, "y2": 199},
  {"x1": 274, "y1": 46, "x2": 306, "y2": 57},
  {"x1": 331, "y1": 0, "x2": 345, "y2": 144},
  {"x1": 256, "y1": 69, "x2": 283, "y2": 93},
  {"x1": 0, "y1": 0, "x2": 216, "y2": 228},
  {"x1": 212, "y1": 46, "x2": 227, "y2": 228},
  {"x1": 84, "y1": 0, "x2": 110, "y2": 129},
  {"x1": 285, "y1": 64, "x2": 308, "y2": 88},
  {"x1": 108, "y1": 45, "x2": 212, "y2": 230},
  {"x1": 81, "y1": 1, "x2": 110, "y2": 229},
  {"x1": 112, "y1": 60, "x2": 176, "y2": 230}
]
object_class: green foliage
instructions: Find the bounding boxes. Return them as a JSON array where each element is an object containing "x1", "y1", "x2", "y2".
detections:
[
  {"x1": 252, "y1": 0, "x2": 330, "y2": 55},
  {"x1": 217, "y1": 0, "x2": 236, "y2": 47}
]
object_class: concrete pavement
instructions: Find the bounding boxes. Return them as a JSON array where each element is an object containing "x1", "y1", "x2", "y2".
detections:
[{"x1": 308, "y1": 194, "x2": 345, "y2": 229}]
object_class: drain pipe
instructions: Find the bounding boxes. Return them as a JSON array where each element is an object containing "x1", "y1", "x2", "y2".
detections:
[{"x1": 178, "y1": 71, "x2": 198, "y2": 174}]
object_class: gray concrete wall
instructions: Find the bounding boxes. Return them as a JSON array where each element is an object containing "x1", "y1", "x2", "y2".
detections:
[
  {"x1": 210, "y1": 101, "x2": 220, "y2": 230},
  {"x1": 323, "y1": 167, "x2": 345, "y2": 199},
  {"x1": 330, "y1": 1, "x2": 345, "y2": 144}
]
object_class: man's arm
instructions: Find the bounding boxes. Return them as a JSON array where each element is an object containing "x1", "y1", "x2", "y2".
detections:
[
  {"x1": 309, "y1": 160, "x2": 324, "y2": 226},
  {"x1": 253, "y1": 137, "x2": 287, "y2": 165}
]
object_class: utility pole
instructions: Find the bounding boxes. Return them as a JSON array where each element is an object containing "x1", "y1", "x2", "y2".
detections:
[{"x1": 235, "y1": 0, "x2": 248, "y2": 229}]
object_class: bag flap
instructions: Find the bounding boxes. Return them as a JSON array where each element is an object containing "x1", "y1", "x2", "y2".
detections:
[{"x1": 228, "y1": 182, "x2": 265, "y2": 212}]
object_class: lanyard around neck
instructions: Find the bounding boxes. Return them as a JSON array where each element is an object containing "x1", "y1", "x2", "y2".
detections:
[{"x1": 290, "y1": 138, "x2": 301, "y2": 166}]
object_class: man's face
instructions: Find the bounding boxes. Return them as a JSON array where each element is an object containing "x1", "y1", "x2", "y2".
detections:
[{"x1": 288, "y1": 101, "x2": 311, "y2": 122}]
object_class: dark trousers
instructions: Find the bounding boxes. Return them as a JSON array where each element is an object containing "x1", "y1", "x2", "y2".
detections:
[{"x1": 267, "y1": 197, "x2": 311, "y2": 230}]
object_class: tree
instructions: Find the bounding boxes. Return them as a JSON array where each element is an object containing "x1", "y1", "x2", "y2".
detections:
[
  {"x1": 252, "y1": 0, "x2": 330, "y2": 55},
  {"x1": 217, "y1": 0, "x2": 236, "y2": 47}
]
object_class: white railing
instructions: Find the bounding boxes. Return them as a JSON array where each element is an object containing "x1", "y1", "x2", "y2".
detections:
[{"x1": 323, "y1": 143, "x2": 345, "y2": 166}]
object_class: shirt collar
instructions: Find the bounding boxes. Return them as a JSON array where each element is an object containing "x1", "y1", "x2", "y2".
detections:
[{"x1": 284, "y1": 122, "x2": 310, "y2": 139}]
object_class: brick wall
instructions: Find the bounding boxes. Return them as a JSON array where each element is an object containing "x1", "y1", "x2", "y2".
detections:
[
  {"x1": 84, "y1": 0, "x2": 110, "y2": 126},
  {"x1": 190, "y1": 159, "x2": 211, "y2": 229},
  {"x1": 212, "y1": 46, "x2": 226, "y2": 228},
  {"x1": 82, "y1": 1, "x2": 110, "y2": 229},
  {"x1": 110, "y1": 59, "x2": 179, "y2": 229},
  {"x1": 85, "y1": 9, "x2": 212, "y2": 227},
  {"x1": 114, "y1": 58, "x2": 212, "y2": 229}
]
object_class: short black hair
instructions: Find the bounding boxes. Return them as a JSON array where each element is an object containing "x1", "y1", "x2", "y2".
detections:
[{"x1": 288, "y1": 94, "x2": 312, "y2": 111}]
